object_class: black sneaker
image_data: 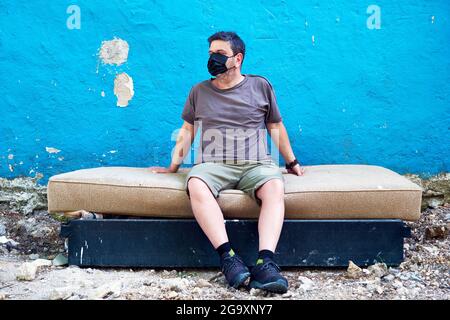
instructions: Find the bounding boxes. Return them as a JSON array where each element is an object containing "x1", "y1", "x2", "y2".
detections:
[
  {"x1": 249, "y1": 258, "x2": 288, "y2": 293},
  {"x1": 220, "y1": 251, "x2": 251, "y2": 289}
]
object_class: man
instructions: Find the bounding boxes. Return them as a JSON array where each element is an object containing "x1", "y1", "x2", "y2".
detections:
[{"x1": 149, "y1": 31, "x2": 305, "y2": 294}]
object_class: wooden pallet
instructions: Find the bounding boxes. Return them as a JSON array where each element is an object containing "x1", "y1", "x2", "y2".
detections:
[{"x1": 60, "y1": 218, "x2": 411, "y2": 268}]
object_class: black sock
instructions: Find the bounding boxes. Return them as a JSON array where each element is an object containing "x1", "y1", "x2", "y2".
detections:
[
  {"x1": 257, "y1": 249, "x2": 274, "y2": 264},
  {"x1": 216, "y1": 242, "x2": 232, "y2": 256}
]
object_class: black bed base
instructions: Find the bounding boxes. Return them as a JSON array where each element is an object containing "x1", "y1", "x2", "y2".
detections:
[{"x1": 59, "y1": 218, "x2": 411, "y2": 268}]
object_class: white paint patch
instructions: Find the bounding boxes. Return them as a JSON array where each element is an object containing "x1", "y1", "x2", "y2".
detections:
[
  {"x1": 431, "y1": 16, "x2": 435, "y2": 24},
  {"x1": 8, "y1": 164, "x2": 13, "y2": 172},
  {"x1": 45, "y1": 147, "x2": 61, "y2": 154},
  {"x1": 80, "y1": 247, "x2": 84, "y2": 264},
  {"x1": 312, "y1": 35, "x2": 315, "y2": 45},
  {"x1": 99, "y1": 38, "x2": 129, "y2": 66},
  {"x1": 58, "y1": 157, "x2": 64, "y2": 161},
  {"x1": 101, "y1": 91, "x2": 106, "y2": 97},
  {"x1": 7, "y1": 154, "x2": 14, "y2": 160},
  {"x1": 109, "y1": 150, "x2": 118, "y2": 154},
  {"x1": 114, "y1": 73, "x2": 134, "y2": 107}
]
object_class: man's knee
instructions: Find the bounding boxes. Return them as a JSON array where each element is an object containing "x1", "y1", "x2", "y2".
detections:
[
  {"x1": 187, "y1": 177, "x2": 216, "y2": 200},
  {"x1": 256, "y1": 178, "x2": 284, "y2": 202}
]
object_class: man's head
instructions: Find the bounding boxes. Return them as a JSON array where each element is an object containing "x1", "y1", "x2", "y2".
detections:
[{"x1": 207, "y1": 31, "x2": 245, "y2": 76}]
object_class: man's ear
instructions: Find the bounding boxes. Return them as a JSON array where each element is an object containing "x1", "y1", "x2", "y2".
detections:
[{"x1": 237, "y1": 53, "x2": 244, "y2": 67}]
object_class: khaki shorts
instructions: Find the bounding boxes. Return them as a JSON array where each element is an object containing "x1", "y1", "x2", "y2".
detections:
[{"x1": 184, "y1": 159, "x2": 285, "y2": 206}]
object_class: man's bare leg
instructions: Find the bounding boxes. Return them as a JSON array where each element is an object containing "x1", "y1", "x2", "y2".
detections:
[
  {"x1": 256, "y1": 179, "x2": 285, "y2": 252},
  {"x1": 188, "y1": 177, "x2": 250, "y2": 287},
  {"x1": 187, "y1": 177, "x2": 228, "y2": 249},
  {"x1": 250, "y1": 178, "x2": 288, "y2": 293}
]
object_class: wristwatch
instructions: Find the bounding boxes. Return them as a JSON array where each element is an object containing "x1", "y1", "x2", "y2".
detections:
[{"x1": 285, "y1": 158, "x2": 299, "y2": 170}]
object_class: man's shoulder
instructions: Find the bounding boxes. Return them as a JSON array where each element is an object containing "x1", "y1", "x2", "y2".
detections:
[
  {"x1": 246, "y1": 74, "x2": 274, "y2": 90},
  {"x1": 190, "y1": 79, "x2": 211, "y2": 92}
]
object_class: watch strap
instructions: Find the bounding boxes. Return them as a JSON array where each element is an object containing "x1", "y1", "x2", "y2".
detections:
[{"x1": 285, "y1": 158, "x2": 299, "y2": 170}]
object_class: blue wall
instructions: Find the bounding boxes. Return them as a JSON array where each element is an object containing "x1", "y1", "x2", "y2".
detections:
[{"x1": 1, "y1": 1, "x2": 449, "y2": 185}]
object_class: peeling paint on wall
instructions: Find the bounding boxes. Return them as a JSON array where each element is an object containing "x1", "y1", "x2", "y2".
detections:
[
  {"x1": 45, "y1": 147, "x2": 61, "y2": 154},
  {"x1": 114, "y1": 73, "x2": 134, "y2": 107},
  {"x1": 99, "y1": 38, "x2": 129, "y2": 66}
]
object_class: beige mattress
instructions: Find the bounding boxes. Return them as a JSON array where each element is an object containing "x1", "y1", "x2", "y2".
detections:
[{"x1": 47, "y1": 164, "x2": 423, "y2": 221}]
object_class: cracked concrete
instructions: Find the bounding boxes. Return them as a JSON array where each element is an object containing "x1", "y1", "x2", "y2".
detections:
[{"x1": 0, "y1": 174, "x2": 47, "y2": 215}]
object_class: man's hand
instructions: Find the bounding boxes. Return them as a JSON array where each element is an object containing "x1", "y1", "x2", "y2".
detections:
[
  {"x1": 267, "y1": 122, "x2": 306, "y2": 176},
  {"x1": 148, "y1": 166, "x2": 177, "y2": 174},
  {"x1": 148, "y1": 121, "x2": 195, "y2": 174},
  {"x1": 287, "y1": 163, "x2": 306, "y2": 176}
]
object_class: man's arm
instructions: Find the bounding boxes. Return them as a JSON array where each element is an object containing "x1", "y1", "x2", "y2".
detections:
[
  {"x1": 267, "y1": 121, "x2": 305, "y2": 175},
  {"x1": 149, "y1": 120, "x2": 196, "y2": 173}
]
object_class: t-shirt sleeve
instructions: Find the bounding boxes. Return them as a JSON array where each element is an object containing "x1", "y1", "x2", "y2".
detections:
[
  {"x1": 181, "y1": 86, "x2": 195, "y2": 125},
  {"x1": 264, "y1": 79, "x2": 283, "y2": 123}
]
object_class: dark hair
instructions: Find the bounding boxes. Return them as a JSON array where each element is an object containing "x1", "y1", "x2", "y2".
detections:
[{"x1": 207, "y1": 31, "x2": 246, "y2": 66}]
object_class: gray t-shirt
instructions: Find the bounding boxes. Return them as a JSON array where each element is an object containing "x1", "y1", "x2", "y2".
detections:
[{"x1": 181, "y1": 74, "x2": 282, "y2": 164}]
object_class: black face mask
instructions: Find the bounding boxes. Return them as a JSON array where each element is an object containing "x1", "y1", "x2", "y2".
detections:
[{"x1": 207, "y1": 52, "x2": 237, "y2": 76}]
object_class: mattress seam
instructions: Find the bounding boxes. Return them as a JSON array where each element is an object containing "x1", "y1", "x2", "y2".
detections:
[{"x1": 48, "y1": 181, "x2": 423, "y2": 194}]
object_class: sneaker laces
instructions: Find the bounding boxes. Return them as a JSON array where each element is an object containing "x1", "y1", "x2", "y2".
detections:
[
  {"x1": 261, "y1": 260, "x2": 281, "y2": 273},
  {"x1": 222, "y1": 255, "x2": 243, "y2": 274}
]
